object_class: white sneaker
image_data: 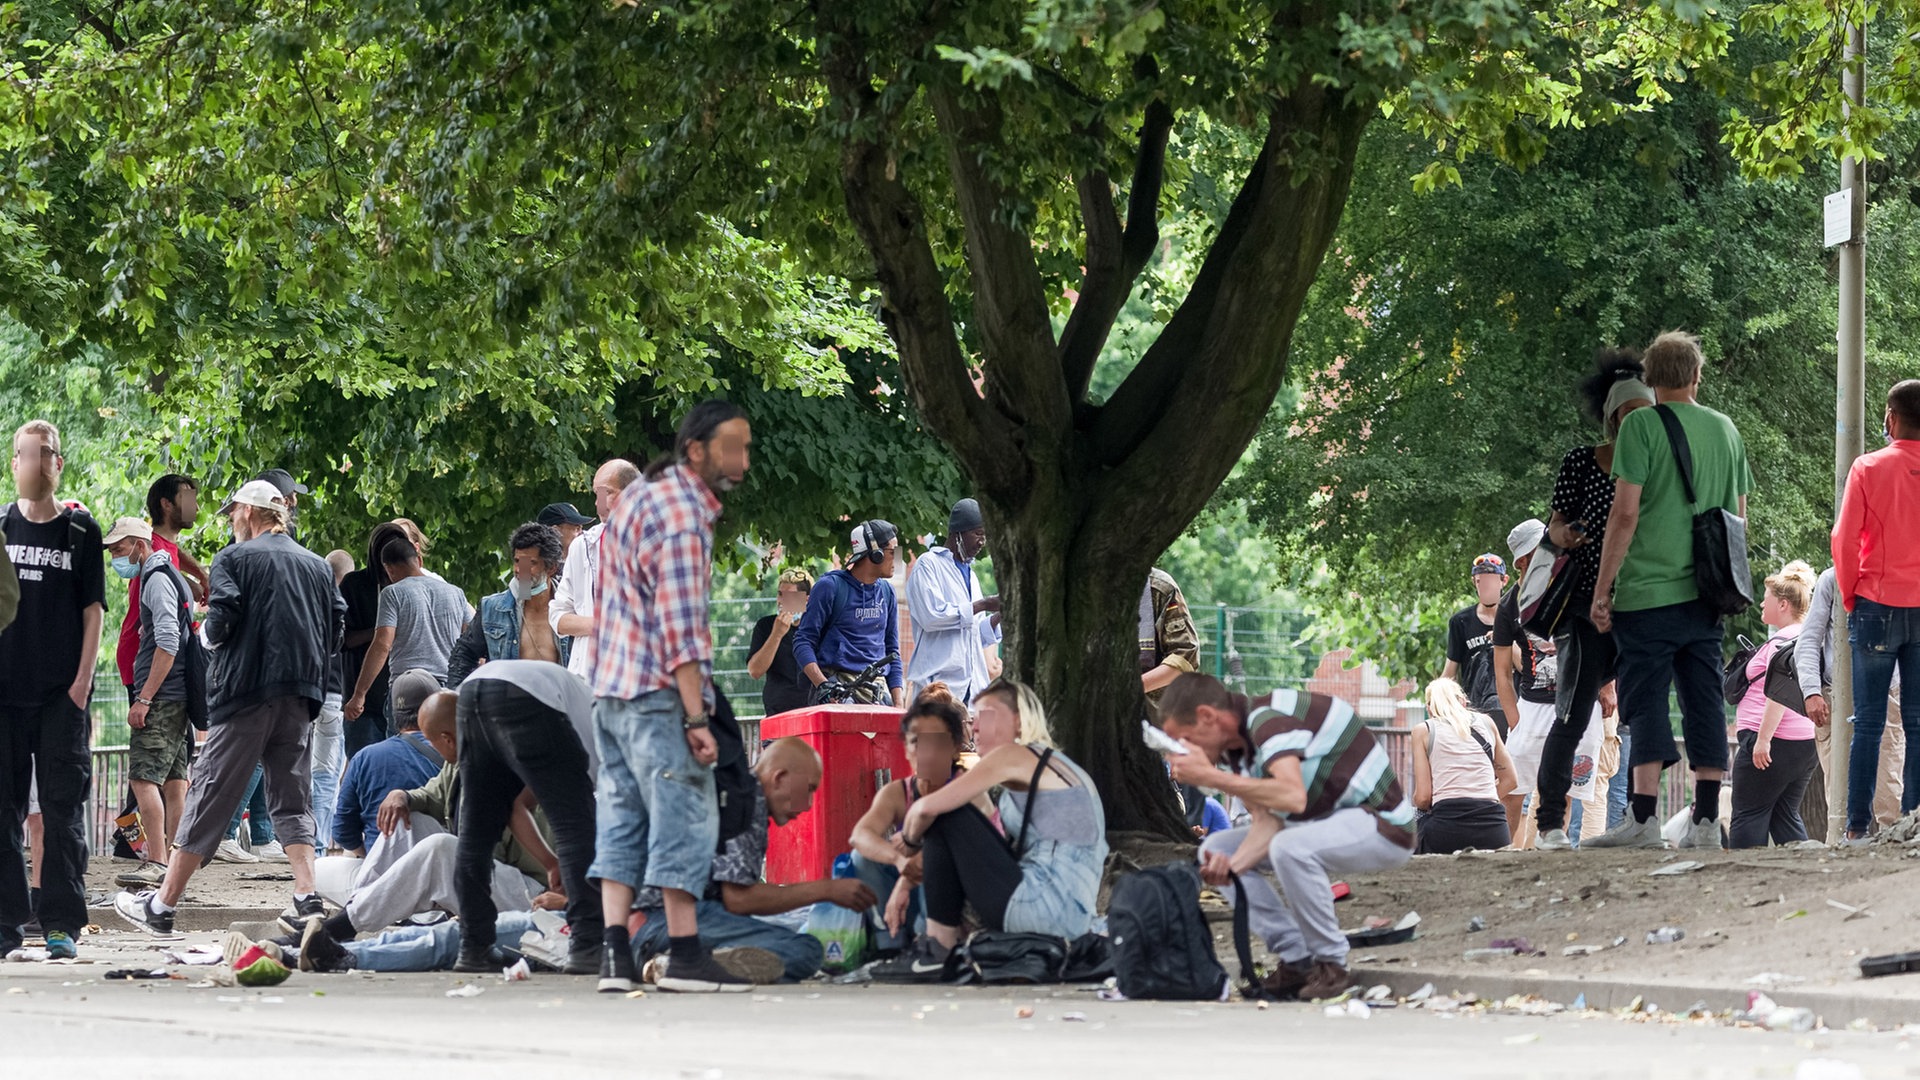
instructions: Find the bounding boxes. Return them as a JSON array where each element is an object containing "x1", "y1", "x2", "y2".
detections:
[
  {"x1": 1535, "y1": 828, "x2": 1574, "y2": 851},
  {"x1": 253, "y1": 841, "x2": 290, "y2": 863},
  {"x1": 1580, "y1": 815, "x2": 1668, "y2": 849},
  {"x1": 213, "y1": 838, "x2": 260, "y2": 864},
  {"x1": 1675, "y1": 818, "x2": 1723, "y2": 850}
]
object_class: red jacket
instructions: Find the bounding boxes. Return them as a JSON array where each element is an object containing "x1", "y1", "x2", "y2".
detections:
[{"x1": 1833, "y1": 441, "x2": 1920, "y2": 610}]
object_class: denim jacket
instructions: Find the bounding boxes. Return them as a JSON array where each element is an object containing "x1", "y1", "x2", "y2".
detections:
[{"x1": 448, "y1": 589, "x2": 570, "y2": 686}]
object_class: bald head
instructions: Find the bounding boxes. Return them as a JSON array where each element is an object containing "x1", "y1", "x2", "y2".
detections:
[
  {"x1": 324, "y1": 549, "x2": 354, "y2": 584},
  {"x1": 592, "y1": 458, "x2": 642, "y2": 520},
  {"x1": 756, "y1": 737, "x2": 824, "y2": 827},
  {"x1": 419, "y1": 690, "x2": 459, "y2": 759}
]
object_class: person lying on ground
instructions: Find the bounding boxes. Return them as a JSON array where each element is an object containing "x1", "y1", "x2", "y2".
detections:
[
  {"x1": 1163, "y1": 673, "x2": 1414, "y2": 1003},
  {"x1": 1411, "y1": 678, "x2": 1518, "y2": 855},
  {"x1": 847, "y1": 683, "x2": 992, "y2": 954},
  {"x1": 873, "y1": 679, "x2": 1108, "y2": 983},
  {"x1": 627, "y1": 737, "x2": 876, "y2": 985}
]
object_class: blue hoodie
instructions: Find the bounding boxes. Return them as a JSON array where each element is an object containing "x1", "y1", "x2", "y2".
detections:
[{"x1": 790, "y1": 569, "x2": 903, "y2": 689}]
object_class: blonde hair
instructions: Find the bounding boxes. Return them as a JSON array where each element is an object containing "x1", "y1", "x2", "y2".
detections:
[
  {"x1": 777, "y1": 567, "x2": 815, "y2": 592},
  {"x1": 977, "y1": 678, "x2": 1054, "y2": 748},
  {"x1": 13, "y1": 419, "x2": 60, "y2": 454},
  {"x1": 1642, "y1": 330, "x2": 1704, "y2": 390},
  {"x1": 1766, "y1": 560, "x2": 1817, "y2": 620},
  {"x1": 393, "y1": 517, "x2": 430, "y2": 555},
  {"x1": 247, "y1": 501, "x2": 290, "y2": 535},
  {"x1": 1422, "y1": 678, "x2": 1482, "y2": 741}
]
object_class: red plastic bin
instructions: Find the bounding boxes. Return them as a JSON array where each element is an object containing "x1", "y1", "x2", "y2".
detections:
[{"x1": 760, "y1": 704, "x2": 907, "y2": 885}]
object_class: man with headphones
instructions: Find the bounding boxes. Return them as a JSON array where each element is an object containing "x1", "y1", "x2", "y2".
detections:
[{"x1": 791, "y1": 520, "x2": 906, "y2": 707}]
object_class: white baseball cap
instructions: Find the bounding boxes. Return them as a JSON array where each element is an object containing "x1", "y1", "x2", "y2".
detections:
[
  {"x1": 1506, "y1": 519, "x2": 1547, "y2": 560},
  {"x1": 219, "y1": 479, "x2": 286, "y2": 516},
  {"x1": 102, "y1": 516, "x2": 153, "y2": 546}
]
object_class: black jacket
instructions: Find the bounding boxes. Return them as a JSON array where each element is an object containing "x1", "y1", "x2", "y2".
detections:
[{"x1": 204, "y1": 532, "x2": 347, "y2": 723}]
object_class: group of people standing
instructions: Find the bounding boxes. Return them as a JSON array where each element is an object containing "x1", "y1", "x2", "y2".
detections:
[{"x1": 1424, "y1": 331, "x2": 1920, "y2": 855}]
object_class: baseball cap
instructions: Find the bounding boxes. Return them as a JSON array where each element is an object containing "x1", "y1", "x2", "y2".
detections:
[
  {"x1": 849, "y1": 519, "x2": 899, "y2": 557},
  {"x1": 537, "y1": 502, "x2": 593, "y2": 527},
  {"x1": 102, "y1": 516, "x2": 153, "y2": 546},
  {"x1": 1470, "y1": 552, "x2": 1507, "y2": 577},
  {"x1": 219, "y1": 479, "x2": 286, "y2": 516},
  {"x1": 1506, "y1": 519, "x2": 1547, "y2": 561},
  {"x1": 255, "y1": 468, "x2": 309, "y2": 497},
  {"x1": 390, "y1": 668, "x2": 442, "y2": 727}
]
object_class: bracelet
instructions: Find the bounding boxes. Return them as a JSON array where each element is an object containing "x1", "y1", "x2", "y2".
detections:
[
  {"x1": 899, "y1": 834, "x2": 923, "y2": 852},
  {"x1": 682, "y1": 712, "x2": 710, "y2": 730},
  {"x1": 134, "y1": 696, "x2": 154, "y2": 707}
]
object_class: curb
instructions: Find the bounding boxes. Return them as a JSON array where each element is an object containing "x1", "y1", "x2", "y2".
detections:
[
  {"x1": 1349, "y1": 965, "x2": 1920, "y2": 1029},
  {"x1": 91, "y1": 906, "x2": 286, "y2": 933}
]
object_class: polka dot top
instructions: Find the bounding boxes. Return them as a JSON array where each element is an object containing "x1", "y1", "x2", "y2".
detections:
[{"x1": 1551, "y1": 445, "x2": 1614, "y2": 599}]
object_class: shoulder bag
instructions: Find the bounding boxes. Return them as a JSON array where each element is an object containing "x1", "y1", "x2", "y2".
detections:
[{"x1": 1652, "y1": 405, "x2": 1753, "y2": 617}]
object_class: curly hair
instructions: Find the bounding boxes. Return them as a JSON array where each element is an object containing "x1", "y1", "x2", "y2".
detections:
[
  {"x1": 1576, "y1": 348, "x2": 1646, "y2": 426},
  {"x1": 509, "y1": 522, "x2": 564, "y2": 569}
]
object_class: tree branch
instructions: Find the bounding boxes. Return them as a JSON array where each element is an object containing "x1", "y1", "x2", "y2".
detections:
[
  {"x1": 1059, "y1": 63, "x2": 1173, "y2": 403},
  {"x1": 74, "y1": 2, "x2": 127, "y2": 50}
]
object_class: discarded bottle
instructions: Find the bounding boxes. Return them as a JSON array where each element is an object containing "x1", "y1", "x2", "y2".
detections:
[
  {"x1": 1467, "y1": 916, "x2": 1487, "y2": 932},
  {"x1": 1765, "y1": 1006, "x2": 1816, "y2": 1033},
  {"x1": 1646, "y1": 927, "x2": 1686, "y2": 944}
]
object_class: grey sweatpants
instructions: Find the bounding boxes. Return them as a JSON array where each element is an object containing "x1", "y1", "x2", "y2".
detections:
[
  {"x1": 1200, "y1": 808, "x2": 1411, "y2": 966},
  {"x1": 175, "y1": 697, "x2": 316, "y2": 857},
  {"x1": 345, "y1": 813, "x2": 541, "y2": 933}
]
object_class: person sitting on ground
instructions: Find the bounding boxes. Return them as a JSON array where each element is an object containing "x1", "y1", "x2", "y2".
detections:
[
  {"x1": 447, "y1": 524, "x2": 570, "y2": 685},
  {"x1": 302, "y1": 691, "x2": 567, "y2": 960},
  {"x1": 331, "y1": 669, "x2": 445, "y2": 855},
  {"x1": 1411, "y1": 678, "x2": 1519, "y2": 855},
  {"x1": 873, "y1": 679, "x2": 1108, "y2": 982},
  {"x1": 847, "y1": 684, "x2": 994, "y2": 955},
  {"x1": 1164, "y1": 673, "x2": 1414, "y2": 1002},
  {"x1": 629, "y1": 737, "x2": 877, "y2": 984},
  {"x1": 1729, "y1": 561, "x2": 1820, "y2": 849}
]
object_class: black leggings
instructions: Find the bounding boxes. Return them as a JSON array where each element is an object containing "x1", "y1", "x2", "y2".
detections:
[
  {"x1": 1535, "y1": 612, "x2": 1616, "y2": 830},
  {"x1": 920, "y1": 805, "x2": 1023, "y2": 930},
  {"x1": 1728, "y1": 731, "x2": 1816, "y2": 849}
]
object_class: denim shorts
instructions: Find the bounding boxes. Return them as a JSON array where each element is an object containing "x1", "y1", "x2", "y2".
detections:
[{"x1": 588, "y1": 690, "x2": 717, "y2": 895}]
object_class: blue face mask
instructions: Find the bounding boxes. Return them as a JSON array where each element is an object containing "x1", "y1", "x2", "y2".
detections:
[
  {"x1": 111, "y1": 555, "x2": 140, "y2": 579},
  {"x1": 508, "y1": 576, "x2": 548, "y2": 603}
]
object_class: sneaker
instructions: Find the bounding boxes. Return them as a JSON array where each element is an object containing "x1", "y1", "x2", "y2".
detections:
[
  {"x1": 112, "y1": 890, "x2": 176, "y2": 935},
  {"x1": 1676, "y1": 817, "x2": 1723, "y2": 850},
  {"x1": 299, "y1": 918, "x2": 353, "y2": 973},
  {"x1": 598, "y1": 940, "x2": 636, "y2": 993},
  {"x1": 869, "y1": 937, "x2": 953, "y2": 984},
  {"x1": 253, "y1": 841, "x2": 290, "y2": 863},
  {"x1": 44, "y1": 930, "x2": 76, "y2": 959},
  {"x1": 657, "y1": 950, "x2": 755, "y2": 994},
  {"x1": 1259, "y1": 961, "x2": 1313, "y2": 1001},
  {"x1": 712, "y1": 946, "x2": 785, "y2": 986},
  {"x1": 1535, "y1": 828, "x2": 1574, "y2": 851},
  {"x1": 1301, "y1": 960, "x2": 1354, "y2": 1002},
  {"x1": 223, "y1": 930, "x2": 284, "y2": 967},
  {"x1": 1579, "y1": 815, "x2": 1667, "y2": 849},
  {"x1": 114, "y1": 861, "x2": 167, "y2": 888},
  {"x1": 291, "y1": 893, "x2": 326, "y2": 919},
  {"x1": 213, "y1": 838, "x2": 259, "y2": 864},
  {"x1": 562, "y1": 937, "x2": 601, "y2": 977}
]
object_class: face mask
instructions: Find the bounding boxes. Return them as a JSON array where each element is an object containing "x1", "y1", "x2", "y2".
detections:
[
  {"x1": 111, "y1": 555, "x2": 140, "y2": 579},
  {"x1": 1886, "y1": 422, "x2": 1895, "y2": 445},
  {"x1": 508, "y1": 576, "x2": 548, "y2": 603}
]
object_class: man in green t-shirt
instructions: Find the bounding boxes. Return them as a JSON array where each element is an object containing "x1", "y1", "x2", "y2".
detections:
[{"x1": 1585, "y1": 330, "x2": 1753, "y2": 852}]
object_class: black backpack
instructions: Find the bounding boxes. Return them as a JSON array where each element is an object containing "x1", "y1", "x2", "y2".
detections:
[
  {"x1": 1722, "y1": 634, "x2": 1760, "y2": 705},
  {"x1": 708, "y1": 687, "x2": 758, "y2": 850},
  {"x1": 139, "y1": 559, "x2": 209, "y2": 730},
  {"x1": 1108, "y1": 863, "x2": 1265, "y2": 1001}
]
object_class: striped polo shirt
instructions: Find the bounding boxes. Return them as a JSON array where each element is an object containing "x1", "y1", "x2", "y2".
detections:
[{"x1": 1228, "y1": 689, "x2": 1415, "y2": 850}]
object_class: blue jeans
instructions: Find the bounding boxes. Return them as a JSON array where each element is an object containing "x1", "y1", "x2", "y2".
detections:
[
  {"x1": 1607, "y1": 732, "x2": 1632, "y2": 831},
  {"x1": 632, "y1": 900, "x2": 824, "y2": 982},
  {"x1": 849, "y1": 851, "x2": 923, "y2": 952},
  {"x1": 226, "y1": 763, "x2": 275, "y2": 845},
  {"x1": 1847, "y1": 598, "x2": 1920, "y2": 834},
  {"x1": 589, "y1": 690, "x2": 716, "y2": 894},
  {"x1": 343, "y1": 912, "x2": 538, "y2": 972}
]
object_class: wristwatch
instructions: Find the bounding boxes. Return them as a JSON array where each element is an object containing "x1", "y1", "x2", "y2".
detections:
[{"x1": 682, "y1": 711, "x2": 710, "y2": 731}]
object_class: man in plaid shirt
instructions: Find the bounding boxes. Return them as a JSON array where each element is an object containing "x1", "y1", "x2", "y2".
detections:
[{"x1": 589, "y1": 400, "x2": 754, "y2": 994}]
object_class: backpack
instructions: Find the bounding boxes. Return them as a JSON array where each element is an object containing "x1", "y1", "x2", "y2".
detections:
[
  {"x1": 1108, "y1": 863, "x2": 1265, "y2": 1001},
  {"x1": 139, "y1": 559, "x2": 209, "y2": 729},
  {"x1": 1722, "y1": 634, "x2": 1760, "y2": 706},
  {"x1": 708, "y1": 686, "x2": 758, "y2": 849},
  {"x1": 1762, "y1": 634, "x2": 1809, "y2": 716}
]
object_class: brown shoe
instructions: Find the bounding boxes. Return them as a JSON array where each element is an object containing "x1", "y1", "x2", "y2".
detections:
[
  {"x1": 1259, "y1": 961, "x2": 1313, "y2": 1000},
  {"x1": 1300, "y1": 960, "x2": 1353, "y2": 1001}
]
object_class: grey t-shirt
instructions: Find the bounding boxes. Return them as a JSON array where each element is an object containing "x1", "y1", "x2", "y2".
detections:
[
  {"x1": 462, "y1": 658, "x2": 599, "y2": 776},
  {"x1": 135, "y1": 551, "x2": 190, "y2": 701},
  {"x1": 376, "y1": 574, "x2": 471, "y2": 683}
]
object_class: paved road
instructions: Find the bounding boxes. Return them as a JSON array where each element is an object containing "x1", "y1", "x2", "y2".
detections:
[{"x1": 0, "y1": 932, "x2": 1910, "y2": 1078}]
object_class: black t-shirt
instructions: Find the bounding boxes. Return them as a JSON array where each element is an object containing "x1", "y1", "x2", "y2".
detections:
[
  {"x1": 0, "y1": 506, "x2": 106, "y2": 706},
  {"x1": 1445, "y1": 604, "x2": 1502, "y2": 715},
  {"x1": 748, "y1": 614, "x2": 809, "y2": 716},
  {"x1": 340, "y1": 565, "x2": 390, "y2": 711},
  {"x1": 1492, "y1": 591, "x2": 1558, "y2": 705}
]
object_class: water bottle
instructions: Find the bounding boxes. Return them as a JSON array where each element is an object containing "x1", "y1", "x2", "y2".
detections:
[{"x1": 1645, "y1": 927, "x2": 1686, "y2": 944}]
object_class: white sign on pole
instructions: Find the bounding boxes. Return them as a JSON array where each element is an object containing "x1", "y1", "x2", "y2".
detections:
[{"x1": 1825, "y1": 189, "x2": 1854, "y2": 247}]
